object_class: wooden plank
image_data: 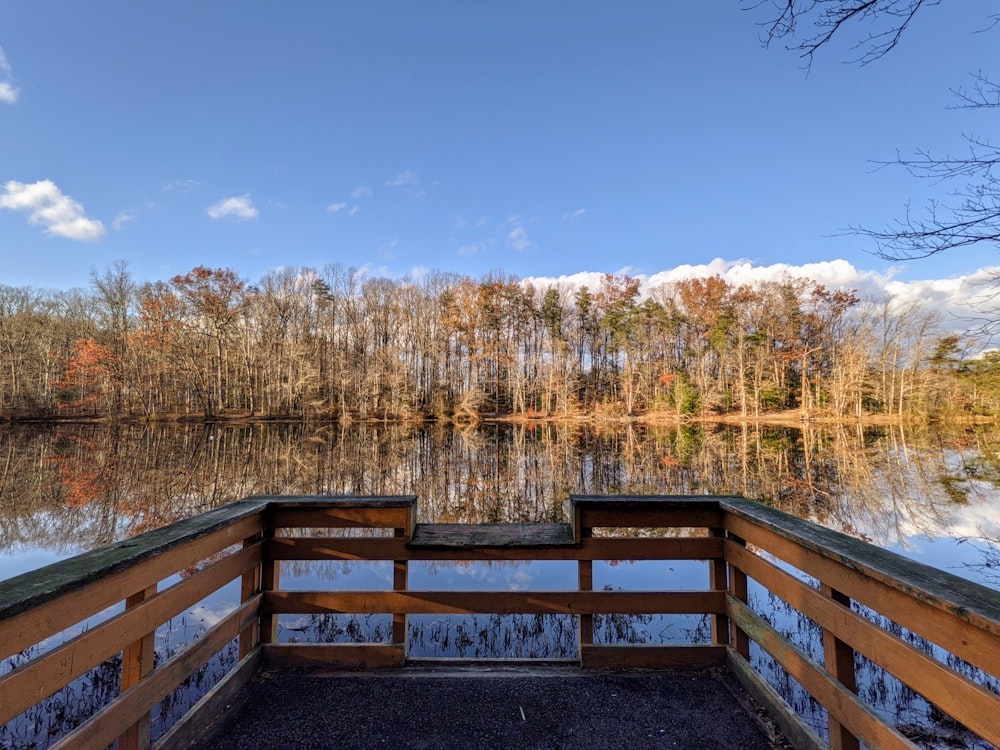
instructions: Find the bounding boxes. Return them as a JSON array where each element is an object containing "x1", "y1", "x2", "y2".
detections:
[
  {"x1": 260, "y1": 531, "x2": 280, "y2": 645},
  {"x1": 50, "y1": 596, "x2": 260, "y2": 750},
  {"x1": 118, "y1": 584, "x2": 157, "y2": 750},
  {"x1": 728, "y1": 532, "x2": 750, "y2": 660},
  {"x1": 0, "y1": 511, "x2": 266, "y2": 661},
  {"x1": 268, "y1": 535, "x2": 409, "y2": 561},
  {"x1": 262, "y1": 643, "x2": 405, "y2": 670},
  {"x1": 0, "y1": 543, "x2": 263, "y2": 726},
  {"x1": 724, "y1": 512, "x2": 1000, "y2": 677},
  {"x1": 409, "y1": 523, "x2": 575, "y2": 547},
  {"x1": 727, "y1": 595, "x2": 920, "y2": 750},
  {"x1": 264, "y1": 589, "x2": 725, "y2": 616},
  {"x1": 571, "y1": 495, "x2": 728, "y2": 511},
  {"x1": 727, "y1": 541, "x2": 1000, "y2": 744},
  {"x1": 579, "y1": 526, "x2": 594, "y2": 649},
  {"x1": 822, "y1": 584, "x2": 860, "y2": 750},
  {"x1": 727, "y1": 649, "x2": 826, "y2": 750},
  {"x1": 580, "y1": 644, "x2": 726, "y2": 669},
  {"x1": 578, "y1": 509, "x2": 724, "y2": 530},
  {"x1": 0, "y1": 499, "x2": 266, "y2": 621},
  {"x1": 264, "y1": 494, "x2": 417, "y2": 510},
  {"x1": 239, "y1": 533, "x2": 263, "y2": 660},
  {"x1": 267, "y1": 496, "x2": 416, "y2": 530},
  {"x1": 582, "y1": 536, "x2": 723, "y2": 561},
  {"x1": 571, "y1": 495, "x2": 725, "y2": 530},
  {"x1": 721, "y1": 497, "x2": 1000, "y2": 636},
  {"x1": 152, "y1": 650, "x2": 261, "y2": 750},
  {"x1": 393, "y1": 527, "x2": 407, "y2": 646},
  {"x1": 267, "y1": 535, "x2": 722, "y2": 562},
  {"x1": 709, "y1": 528, "x2": 728, "y2": 646},
  {"x1": 269, "y1": 508, "x2": 410, "y2": 530}
]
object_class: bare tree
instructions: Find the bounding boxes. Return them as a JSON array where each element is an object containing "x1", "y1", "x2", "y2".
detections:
[{"x1": 751, "y1": 1, "x2": 1000, "y2": 265}]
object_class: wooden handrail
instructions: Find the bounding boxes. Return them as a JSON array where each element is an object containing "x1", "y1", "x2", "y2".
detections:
[
  {"x1": 718, "y1": 496, "x2": 1000, "y2": 749},
  {"x1": 0, "y1": 497, "x2": 269, "y2": 750},
  {"x1": 1, "y1": 494, "x2": 998, "y2": 750},
  {"x1": 719, "y1": 496, "x2": 1000, "y2": 637}
]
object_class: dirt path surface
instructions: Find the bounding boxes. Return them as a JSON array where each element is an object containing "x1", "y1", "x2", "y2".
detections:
[{"x1": 190, "y1": 665, "x2": 782, "y2": 750}]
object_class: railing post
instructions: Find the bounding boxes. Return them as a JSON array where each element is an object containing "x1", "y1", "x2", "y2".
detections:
[
  {"x1": 239, "y1": 530, "x2": 263, "y2": 660},
  {"x1": 260, "y1": 525, "x2": 280, "y2": 645},
  {"x1": 393, "y1": 528, "x2": 408, "y2": 651},
  {"x1": 119, "y1": 584, "x2": 156, "y2": 750},
  {"x1": 709, "y1": 527, "x2": 729, "y2": 646},
  {"x1": 822, "y1": 584, "x2": 860, "y2": 750},
  {"x1": 393, "y1": 501, "x2": 415, "y2": 654},
  {"x1": 577, "y1": 526, "x2": 593, "y2": 664},
  {"x1": 572, "y1": 498, "x2": 594, "y2": 663},
  {"x1": 727, "y1": 532, "x2": 750, "y2": 660}
]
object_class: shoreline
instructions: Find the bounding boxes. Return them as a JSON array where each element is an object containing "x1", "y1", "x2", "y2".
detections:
[{"x1": 2, "y1": 409, "x2": 997, "y2": 428}]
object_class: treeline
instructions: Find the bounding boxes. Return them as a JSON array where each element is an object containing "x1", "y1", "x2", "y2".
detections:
[{"x1": 0, "y1": 262, "x2": 994, "y2": 421}]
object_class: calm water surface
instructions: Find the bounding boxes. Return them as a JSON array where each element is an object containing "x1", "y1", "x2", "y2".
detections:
[
  {"x1": 2, "y1": 422, "x2": 999, "y2": 748},
  {"x1": 2, "y1": 421, "x2": 999, "y2": 584}
]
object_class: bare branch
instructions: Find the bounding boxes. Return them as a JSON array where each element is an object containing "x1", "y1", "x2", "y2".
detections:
[
  {"x1": 749, "y1": 1, "x2": 1000, "y2": 271},
  {"x1": 950, "y1": 71, "x2": 1000, "y2": 110},
  {"x1": 849, "y1": 187, "x2": 1000, "y2": 259},
  {"x1": 747, "y1": 0, "x2": 941, "y2": 68}
]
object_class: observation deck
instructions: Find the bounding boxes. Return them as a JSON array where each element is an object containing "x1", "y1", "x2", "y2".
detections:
[{"x1": 2, "y1": 495, "x2": 999, "y2": 749}]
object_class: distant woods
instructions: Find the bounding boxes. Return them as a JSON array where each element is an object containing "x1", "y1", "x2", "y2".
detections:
[{"x1": 0, "y1": 262, "x2": 995, "y2": 422}]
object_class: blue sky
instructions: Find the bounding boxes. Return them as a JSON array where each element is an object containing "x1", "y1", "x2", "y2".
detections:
[{"x1": 1, "y1": 2, "x2": 997, "y2": 295}]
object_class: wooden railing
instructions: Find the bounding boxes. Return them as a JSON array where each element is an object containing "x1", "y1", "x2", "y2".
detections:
[{"x1": 1, "y1": 495, "x2": 998, "y2": 750}]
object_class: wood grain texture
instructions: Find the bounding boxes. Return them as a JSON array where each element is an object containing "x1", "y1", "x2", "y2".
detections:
[
  {"x1": 724, "y1": 511, "x2": 1000, "y2": 676},
  {"x1": 409, "y1": 522, "x2": 575, "y2": 547},
  {"x1": 580, "y1": 644, "x2": 727, "y2": 669},
  {"x1": 727, "y1": 540, "x2": 1000, "y2": 744},
  {"x1": 50, "y1": 596, "x2": 260, "y2": 750},
  {"x1": 721, "y1": 496, "x2": 1000, "y2": 633},
  {"x1": 728, "y1": 595, "x2": 920, "y2": 750},
  {"x1": 265, "y1": 589, "x2": 726, "y2": 616}
]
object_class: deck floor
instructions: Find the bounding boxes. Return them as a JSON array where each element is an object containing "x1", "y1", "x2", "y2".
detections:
[{"x1": 189, "y1": 664, "x2": 782, "y2": 750}]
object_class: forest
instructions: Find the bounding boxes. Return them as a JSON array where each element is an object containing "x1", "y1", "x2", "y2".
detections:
[{"x1": 0, "y1": 262, "x2": 996, "y2": 423}]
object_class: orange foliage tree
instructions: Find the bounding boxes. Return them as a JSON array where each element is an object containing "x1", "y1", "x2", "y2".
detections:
[{"x1": 55, "y1": 337, "x2": 120, "y2": 415}]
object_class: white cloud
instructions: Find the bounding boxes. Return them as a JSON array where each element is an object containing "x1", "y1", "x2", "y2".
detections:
[
  {"x1": 562, "y1": 208, "x2": 586, "y2": 223},
  {"x1": 0, "y1": 83, "x2": 17, "y2": 105},
  {"x1": 385, "y1": 170, "x2": 418, "y2": 189},
  {"x1": 524, "y1": 258, "x2": 994, "y2": 336},
  {"x1": 643, "y1": 258, "x2": 892, "y2": 300},
  {"x1": 162, "y1": 178, "x2": 200, "y2": 193},
  {"x1": 506, "y1": 227, "x2": 531, "y2": 251},
  {"x1": 350, "y1": 185, "x2": 373, "y2": 199},
  {"x1": 112, "y1": 211, "x2": 135, "y2": 231},
  {"x1": 327, "y1": 201, "x2": 348, "y2": 214},
  {"x1": 0, "y1": 180, "x2": 105, "y2": 241},
  {"x1": 348, "y1": 206, "x2": 360, "y2": 216},
  {"x1": 0, "y1": 47, "x2": 19, "y2": 105},
  {"x1": 206, "y1": 194, "x2": 258, "y2": 221}
]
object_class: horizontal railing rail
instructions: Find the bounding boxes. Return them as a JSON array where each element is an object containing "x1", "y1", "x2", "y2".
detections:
[{"x1": 1, "y1": 494, "x2": 998, "y2": 749}]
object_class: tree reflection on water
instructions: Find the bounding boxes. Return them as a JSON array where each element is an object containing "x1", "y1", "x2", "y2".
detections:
[{"x1": 3, "y1": 420, "x2": 1000, "y2": 559}]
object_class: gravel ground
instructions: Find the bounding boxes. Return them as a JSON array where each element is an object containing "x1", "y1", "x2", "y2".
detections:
[{"x1": 190, "y1": 665, "x2": 781, "y2": 750}]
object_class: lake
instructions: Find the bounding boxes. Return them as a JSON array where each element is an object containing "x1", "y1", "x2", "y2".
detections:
[
  {"x1": 3, "y1": 420, "x2": 999, "y2": 584},
  {"x1": 2, "y1": 420, "x2": 999, "y2": 748}
]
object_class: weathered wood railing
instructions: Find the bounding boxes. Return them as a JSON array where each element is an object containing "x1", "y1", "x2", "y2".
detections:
[{"x1": 1, "y1": 495, "x2": 998, "y2": 750}]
